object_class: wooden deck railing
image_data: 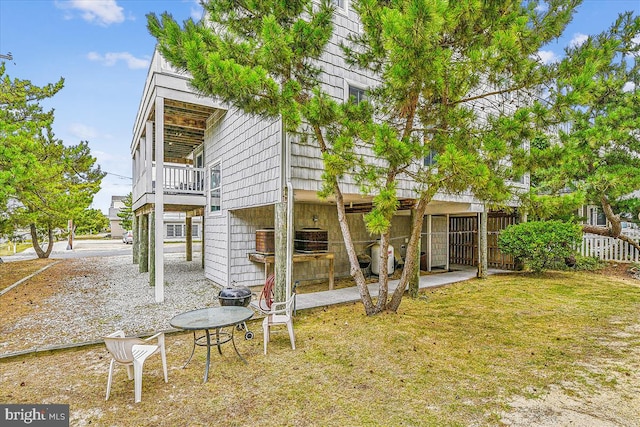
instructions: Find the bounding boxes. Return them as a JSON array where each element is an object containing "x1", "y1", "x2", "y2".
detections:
[
  {"x1": 162, "y1": 165, "x2": 205, "y2": 194},
  {"x1": 133, "y1": 164, "x2": 205, "y2": 200}
]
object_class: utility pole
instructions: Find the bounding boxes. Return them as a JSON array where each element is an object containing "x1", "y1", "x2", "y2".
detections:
[{"x1": 0, "y1": 52, "x2": 13, "y2": 61}]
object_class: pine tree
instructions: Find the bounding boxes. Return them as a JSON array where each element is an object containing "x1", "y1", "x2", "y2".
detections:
[
  {"x1": 0, "y1": 65, "x2": 105, "y2": 258},
  {"x1": 148, "y1": 0, "x2": 578, "y2": 314},
  {"x1": 530, "y1": 12, "x2": 640, "y2": 250}
]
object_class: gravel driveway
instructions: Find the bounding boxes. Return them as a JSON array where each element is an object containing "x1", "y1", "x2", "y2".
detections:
[{"x1": 1, "y1": 254, "x2": 226, "y2": 357}]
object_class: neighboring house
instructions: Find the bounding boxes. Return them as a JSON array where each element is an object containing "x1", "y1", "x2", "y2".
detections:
[
  {"x1": 108, "y1": 195, "x2": 128, "y2": 239},
  {"x1": 110, "y1": 195, "x2": 201, "y2": 241},
  {"x1": 164, "y1": 212, "x2": 202, "y2": 241},
  {"x1": 579, "y1": 204, "x2": 640, "y2": 239},
  {"x1": 130, "y1": 8, "x2": 526, "y2": 302}
]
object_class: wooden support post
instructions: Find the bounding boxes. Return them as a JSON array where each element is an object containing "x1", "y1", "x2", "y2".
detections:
[
  {"x1": 408, "y1": 208, "x2": 420, "y2": 297},
  {"x1": 139, "y1": 214, "x2": 149, "y2": 273},
  {"x1": 132, "y1": 215, "x2": 139, "y2": 264},
  {"x1": 478, "y1": 206, "x2": 488, "y2": 279},
  {"x1": 274, "y1": 201, "x2": 287, "y2": 303},
  {"x1": 150, "y1": 211, "x2": 156, "y2": 287},
  {"x1": 186, "y1": 216, "x2": 193, "y2": 262}
]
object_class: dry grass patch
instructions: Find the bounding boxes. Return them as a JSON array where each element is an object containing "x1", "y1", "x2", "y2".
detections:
[
  {"x1": 2, "y1": 268, "x2": 640, "y2": 426},
  {"x1": 0, "y1": 258, "x2": 58, "y2": 292}
]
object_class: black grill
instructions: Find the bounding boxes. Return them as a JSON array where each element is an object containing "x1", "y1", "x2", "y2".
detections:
[{"x1": 218, "y1": 286, "x2": 252, "y2": 307}]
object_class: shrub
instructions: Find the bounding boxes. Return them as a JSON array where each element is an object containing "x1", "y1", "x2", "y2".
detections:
[
  {"x1": 572, "y1": 255, "x2": 605, "y2": 271},
  {"x1": 498, "y1": 220, "x2": 582, "y2": 273}
]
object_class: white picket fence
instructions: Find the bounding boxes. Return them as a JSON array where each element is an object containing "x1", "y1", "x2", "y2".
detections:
[{"x1": 580, "y1": 234, "x2": 640, "y2": 263}]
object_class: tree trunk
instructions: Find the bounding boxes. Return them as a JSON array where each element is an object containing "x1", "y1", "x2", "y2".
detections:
[
  {"x1": 333, "y1": 182, "x2": 376, "y2": 314},
  {"x1": 374, "y1": 232, "x2": 391, "y2": 312},
  {"x1": 312, "y1": 124, "x2": 376, "y2": 314},
  {"x1": 407, "y1": 208, "x2": 420, "y2": 298},
  {"x1": 388, "y1": 196, "x2": 430, "y2": 311},
  {"x1": 581, "y1": 224, "x2": 640, "y2": 251},
  {"x1": 581, "y1": 196, "x2": 640, "y2": 252},
  {"x1": 30, "y1": 223, "x2": 54, "y2": 259},
  {"x1": 600, "y1": 195, "x2": 622, "y2": 238}
]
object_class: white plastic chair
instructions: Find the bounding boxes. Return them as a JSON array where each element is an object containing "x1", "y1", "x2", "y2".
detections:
[
  {"x1": 103, "y1": 330, "x2": 168, "y2": 403},
  {"x1": 262, "y1": 294, "x2": 296, "y2": 355}
]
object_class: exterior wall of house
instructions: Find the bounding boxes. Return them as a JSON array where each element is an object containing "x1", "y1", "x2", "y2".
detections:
[
  {"x1": 203, "y1": 108, "x2": 283, "y2": 285},
  {"x1": 423, "y1": 215, "x2": 449, "y2": 267},
  {"x1": 108, "y1": 196, "x2": 127, "y2": 238},
  {"x1": 228, "y1": 205, "x2": 275, "y2": 286},
  {"x1": 223, "y1": 202, "x2": 412, "y2": 287}
]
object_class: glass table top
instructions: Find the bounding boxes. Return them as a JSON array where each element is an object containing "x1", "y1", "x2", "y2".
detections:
[{"x1": 170, "y1": 306, "x2": 254, "y2": 330}]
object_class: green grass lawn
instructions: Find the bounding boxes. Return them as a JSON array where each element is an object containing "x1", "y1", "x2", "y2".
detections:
[
  {"x1": 0, "y1": 242, "x2": 32, "y2": 256},
  {"x1": 1, "y1": 269, "x2": 639, "y2": 426}
]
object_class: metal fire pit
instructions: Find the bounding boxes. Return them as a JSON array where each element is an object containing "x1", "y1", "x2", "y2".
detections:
[{"x1": 218, "y1": 286, "x2": 254, "y2": 339}]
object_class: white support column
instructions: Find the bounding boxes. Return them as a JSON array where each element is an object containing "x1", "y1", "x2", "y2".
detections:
[
  {"x1": 145, "y1": 122, "x2": 153, "y2": 193},
  {"x1": 132, "y1": 147, "x2": 137, "y2": 193},
  {"x1": 154, "y1": 97, "x2": 165, "y2": 303}
]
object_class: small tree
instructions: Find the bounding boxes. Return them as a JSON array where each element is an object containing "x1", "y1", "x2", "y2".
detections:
[
  {"x1": 74, "y1": 208, "x2": 109, "y2": 235},
  {"x1": 0, "y1": 65, "x2": 105, "y2": 258},
  {"x1": 117, "y1": 193, "x2": 133, "y2": 231},
  {"x1": 498, "y1": 220, "x2": 582, "y2": 273},
  {"x1": 528, "y1": 12, "x2": 640, "y2": 249}
]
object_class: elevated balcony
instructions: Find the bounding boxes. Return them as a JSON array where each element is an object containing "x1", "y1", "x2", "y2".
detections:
[
  {"x1": 133, "y1": 163, "x2": 206, "y2": 213},
  {"x1": 130, "y1": 49, "x2": 226, "y2": 214}
]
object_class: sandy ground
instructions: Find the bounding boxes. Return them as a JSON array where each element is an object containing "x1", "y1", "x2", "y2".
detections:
[{"x1": 500, "y1": 266, "x2": 640, "y2": 426}]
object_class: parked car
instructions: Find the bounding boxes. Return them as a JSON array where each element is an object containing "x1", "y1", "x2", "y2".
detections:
[{"x1": 122, "y1": 230, "x2": 133, "y2": 244}]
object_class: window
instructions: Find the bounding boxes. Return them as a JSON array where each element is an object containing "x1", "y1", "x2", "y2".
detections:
[
  {"x1": 167, "y1": 224, "x2": 184, "y2": 238},
  {"x1": 424, "y1": 150, "x2": 437, "y2": 166},
  {"x1": 347, "y1": 84, "x2": 367, "y2": 104},
  {"x1": 195, "y1": 151, "x2": 204, "y2": 192},
  {"x1": 209, "y1": 161, "x2": 221, "y2": 213},
  {"x1": 333, "y1": 0, "x2": 346, "y2": 11},
  {"x1": 192, "y1": 224, "x2": 199, "y2": 238},
  {"x1": 589, "y1": 207, "x2": 607, "y2": 226}
]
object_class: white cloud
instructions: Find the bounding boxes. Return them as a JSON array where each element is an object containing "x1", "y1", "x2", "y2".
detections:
[
  {"x1": 190, "y1": 3, "x2": 204, "y2": 21},
  {"x1": 87, "y1": 51, "x2": 150, "y2": 69},
  {"x1": 69, "y1": 123, "x2": 98, "y2": 140},
  {"x1": 93, "y1": 150, "x2": 130, "y2": 164},
  {"x1": 535, "y1": 3, "x2": 549, "y2": 13},
  {"x1": 535, "y1": 50, "x2": 560, "y2": 65},
  {"x1": 56, "y1": 0, "x2": 124, "y2": 26},
  {"x1": 622, "y1": 81, "x2": 636, "y2": 93},
  {"x1": 569, "y1": 33, "x2": 588, "y2": 48},
  {"x1": 632, "y1": 35, "x2": 640, "y2": 57}
]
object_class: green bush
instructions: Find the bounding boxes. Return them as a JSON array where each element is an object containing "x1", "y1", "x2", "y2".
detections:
[
  {"x1": 498, "y1": 220, "x2": 582, "y2": 273},
  {"x1": 572, "y1": 255, "x2": 605, "y2": 271}
]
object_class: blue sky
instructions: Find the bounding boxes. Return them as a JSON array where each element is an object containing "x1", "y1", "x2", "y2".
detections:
[{"x1": 0, "y1": 0, "x2": 638, "y2": 215}]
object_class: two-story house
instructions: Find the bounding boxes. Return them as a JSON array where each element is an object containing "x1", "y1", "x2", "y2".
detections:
[{"x1": 130, "y1": 5, "x2": 524, "y2": 302}]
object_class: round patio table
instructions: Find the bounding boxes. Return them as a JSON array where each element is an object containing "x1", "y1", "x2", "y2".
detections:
[{"x1": 170, "y1": 306, "x2": 254, "y2": 383}]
